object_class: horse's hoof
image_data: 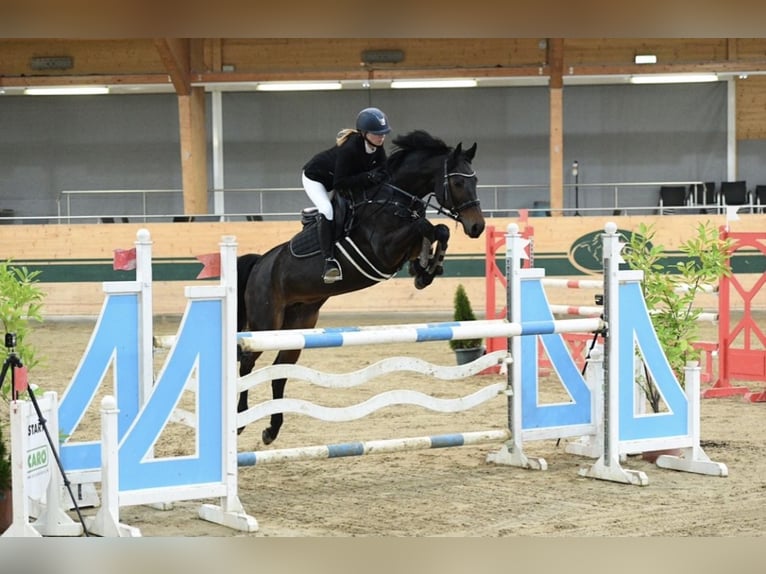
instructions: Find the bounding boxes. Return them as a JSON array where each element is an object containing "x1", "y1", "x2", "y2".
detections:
[{"x1": 262, "y1": 428, "x2": 274, "y2": 445}]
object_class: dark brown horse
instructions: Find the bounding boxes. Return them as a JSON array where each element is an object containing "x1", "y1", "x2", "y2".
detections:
[{"x1": 237, "y1": 130, "x2": 485, "y2": 444}]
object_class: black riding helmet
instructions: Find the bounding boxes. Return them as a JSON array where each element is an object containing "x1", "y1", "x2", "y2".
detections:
[{"x1": 356, "y1": 107, "x2": 391, "y2": 135}]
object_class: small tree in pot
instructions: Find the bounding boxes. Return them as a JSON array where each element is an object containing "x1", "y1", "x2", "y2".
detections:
[
  {"x1": 449, "y1": 284, "x2": 484, "y2": 364},
  {"x1": 621, "y1": 222, "x2": 731, "y2": 413}
]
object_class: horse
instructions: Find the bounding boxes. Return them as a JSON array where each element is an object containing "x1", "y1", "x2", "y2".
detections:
[{"x1": 237, "y1": 130, "x2": 485, "y2": 445}]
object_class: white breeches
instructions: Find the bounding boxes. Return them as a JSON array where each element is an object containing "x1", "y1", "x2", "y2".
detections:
[{"x1": 302, "y1": 172, "x2": 334, "y2": 220}]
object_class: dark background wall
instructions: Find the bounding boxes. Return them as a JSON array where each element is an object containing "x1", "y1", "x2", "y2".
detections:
[{"x1": 2, "y1": 81, "x2": 761, "y2": 220}]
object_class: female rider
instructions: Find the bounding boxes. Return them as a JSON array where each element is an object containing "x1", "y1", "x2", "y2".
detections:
[{"x1": 301, "y1": 107, "x2": 391, "y2": 283}]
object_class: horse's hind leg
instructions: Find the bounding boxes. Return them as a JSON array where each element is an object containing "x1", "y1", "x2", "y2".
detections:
[
  {"x1": 261, "y1": 303, "x2": 323, "y2": 445},
  {"x1": 262, "y1": 348, "x2": 302, "y2": 445}
]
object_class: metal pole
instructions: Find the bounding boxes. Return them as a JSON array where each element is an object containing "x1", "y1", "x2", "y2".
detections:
[{"x1": 572, "y1": 160, "x2": 580, "y2": 216}]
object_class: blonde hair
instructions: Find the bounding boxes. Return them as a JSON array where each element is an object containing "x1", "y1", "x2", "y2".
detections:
[{"x1": 336, "y1": 128, "x2": 358, "y2": 146}]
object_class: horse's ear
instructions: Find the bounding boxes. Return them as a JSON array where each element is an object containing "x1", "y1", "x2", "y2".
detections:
[
  {"x1": 454, "y1": 142, "x2": 463, "y2": 156},
  {"x1": 465, "y1": 142, "x2": 477, "y2": 161}
]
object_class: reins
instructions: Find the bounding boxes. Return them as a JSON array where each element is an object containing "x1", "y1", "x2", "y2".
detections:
[
  {"x1": 348, "y1": 154, "x2": 479, "y2": 225},
  {"x1": 352, "y1": 183, "x2": 429, "y2": 220}
]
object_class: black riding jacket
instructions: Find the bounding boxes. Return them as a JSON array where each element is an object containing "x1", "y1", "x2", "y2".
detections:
[{"x1": 303, "y1": 132, "x2": 387, "y2": 193}]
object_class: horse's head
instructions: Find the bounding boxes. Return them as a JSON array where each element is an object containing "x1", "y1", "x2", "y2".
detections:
[
  {"x1": 386, "y1": 130, "x2": 485, "y2": 239},
  {"x1": 437, "y1": 142, "x2": 485, "y2": 239}
]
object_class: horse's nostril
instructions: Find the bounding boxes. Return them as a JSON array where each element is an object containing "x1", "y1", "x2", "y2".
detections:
[{"x1": 469, "y1": 222, "x2": 485, "y2": 238}]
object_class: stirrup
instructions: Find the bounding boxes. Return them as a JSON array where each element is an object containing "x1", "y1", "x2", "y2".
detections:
[{"x1": 322, "y1": 258, "x2": 342, "y2": 283}]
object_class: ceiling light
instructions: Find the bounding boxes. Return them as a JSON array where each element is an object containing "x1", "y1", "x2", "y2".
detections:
[
  {"x1": 629, "y1": 74, "x2": 718, "y2": 85},
  {"x1": 634, "y1": 54, "x2": 657, "y2": 64},
  {"x1": 24, "y1": 86, "x2": 110, "y2": 95},
  {"x1": 390, "y1": 79, "x2": 478, "y2": 89},
  {"x1": 255, "y1": 82, "x2": 342, "y2": 92}
]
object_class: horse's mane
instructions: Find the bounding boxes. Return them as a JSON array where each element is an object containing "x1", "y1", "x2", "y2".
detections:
[{"x1": 387, "y1": 130, "x2": 450, "y2": 172}]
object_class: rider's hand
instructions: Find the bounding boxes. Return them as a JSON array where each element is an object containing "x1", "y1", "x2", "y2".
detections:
[{"x1": 367, "y1": 168, "x2": 389, "y2": 185}]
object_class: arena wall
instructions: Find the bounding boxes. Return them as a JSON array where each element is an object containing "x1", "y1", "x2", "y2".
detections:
[{"x1": 1, "y1": 213, "x2": 763, "y2": 317}]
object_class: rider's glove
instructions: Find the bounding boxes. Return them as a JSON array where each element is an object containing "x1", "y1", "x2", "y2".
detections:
[{"x1": 367, "y1": 168, "x2": 389, "y2": 185}]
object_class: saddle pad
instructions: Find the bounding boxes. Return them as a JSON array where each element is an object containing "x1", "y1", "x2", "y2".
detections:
[{"x1": 289, "y1": 223, "x2": 321, "y2": 258}]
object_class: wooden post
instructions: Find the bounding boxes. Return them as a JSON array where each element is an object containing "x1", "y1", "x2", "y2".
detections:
[
  {"x1": 178, "y1": 87, "x2": 208, "y2": 216},
  {"x1": 548, "y1": 38, "x2": 564, "y2": 216}
]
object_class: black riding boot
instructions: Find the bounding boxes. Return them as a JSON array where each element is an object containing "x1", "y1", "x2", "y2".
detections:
[{"x1": 316, "y1": 214, "x2": 342, "y2": 283}]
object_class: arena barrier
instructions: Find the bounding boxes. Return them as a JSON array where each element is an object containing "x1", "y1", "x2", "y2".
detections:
[
  {"x1": 703, "y1": 229, "x2": 766, "y2": 401},
  {"x1": 5, "y1": 224, "x2": 728, "y2": 536}
]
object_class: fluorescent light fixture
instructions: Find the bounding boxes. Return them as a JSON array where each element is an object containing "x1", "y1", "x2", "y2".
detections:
[
  {"x1": 634, "y1": 54, "x2": 657, "y2": 64},
  {"x1": 24, "y1": 86, "x2": 110, "y2": 95},
  {"x1": 255, "y1": 82, "x2": 342, "y2": 92},
  {"x1": 629, "y1": 73, "x2": 718, "y2": 84},
  {"x1": 390, "y1": 79, "x2": 478, "y2": 89}
]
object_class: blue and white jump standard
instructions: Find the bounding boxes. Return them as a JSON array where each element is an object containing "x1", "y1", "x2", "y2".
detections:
[{"x1": 485, "y1": 223, "x2": 726, "y2": 485}]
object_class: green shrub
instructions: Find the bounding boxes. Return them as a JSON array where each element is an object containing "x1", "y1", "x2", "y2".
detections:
[
  {"x1": 0, "y1": 260, "x2": 44, "y2": 399},
  {"x1": 0, "y1": 259, "x2": 45, "y2": 490},
  {"x1": 449, "y1": 284, "x2": 483, "y2": 351}
]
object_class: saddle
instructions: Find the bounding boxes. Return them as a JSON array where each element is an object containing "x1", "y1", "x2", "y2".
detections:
[{"x1": 289, "y1": 195, "x2": 351, "y2": 258}]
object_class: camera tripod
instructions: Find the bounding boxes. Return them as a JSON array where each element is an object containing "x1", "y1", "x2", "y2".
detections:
[{"x1": 1, "y1": 332, "x2": 90, "y2": 536}]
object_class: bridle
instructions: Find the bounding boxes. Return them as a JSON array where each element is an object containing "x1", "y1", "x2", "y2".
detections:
[
  {"x1": 350, "y1": 155, "x2": 479, "y2": 224},
  {"x1": 425, "y1": 157, "x2": 479, "y2": 220}
]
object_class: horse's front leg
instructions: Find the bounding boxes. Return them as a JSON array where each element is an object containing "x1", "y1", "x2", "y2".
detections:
[
  {"x1": 261, "y1": 348, "x2": 303, "y2": 445},
  {"x1": 425, "y1": 224, "x2": 450, "y2": 277},
  {"x1": 411, "y1": 223, "x2": 450, "y2": 289}
]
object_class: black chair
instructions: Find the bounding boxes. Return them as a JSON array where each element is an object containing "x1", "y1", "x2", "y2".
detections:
[
  {"x1": 754, "y1": 185, "x2": 766, "y2": 214},
  {"x1": 719, "y1": 181, "x2": 753, "y2": 214},
  {"x1": 689, "y1": 182, "x2": 717, "y2": 214},
  {"x1": 658, "y1": 185, "x2": 689, "y2": 215}
]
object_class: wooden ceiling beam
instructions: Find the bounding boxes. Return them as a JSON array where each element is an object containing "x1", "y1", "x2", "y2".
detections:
[
  {"x1": 547, "y1": 38, "x2": 564, "y2": 89},
  {"x1": 0, "y1": 74, "x2": 171, "y2": 88},
  {"x1": 153, "y1": 38, "x2": 191, "y2": 95},
  {"x1": 5, "y1": 60, "x2": 766, "y2": 91},
  {"x1": 193, "y1": 65, "x2": 549, "y2": 84},
  {"x1": 564, "y1": 60, "x2": 766, "y2": 76}
]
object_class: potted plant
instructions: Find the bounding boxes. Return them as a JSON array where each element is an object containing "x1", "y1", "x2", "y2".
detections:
[
  {"x1": 621, "y1": 222, "x2": 732, "y2": 414},
  {"x1": 449, "y1": 284, "x2": 484, "y2": 365},
  {"x1": 0, "y1": 259, "x2": 45, "y2": 532}
]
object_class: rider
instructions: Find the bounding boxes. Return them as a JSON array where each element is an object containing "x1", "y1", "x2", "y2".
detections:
[{"x1": 301, "y1": 107, "x2": 391, "y2": 283}]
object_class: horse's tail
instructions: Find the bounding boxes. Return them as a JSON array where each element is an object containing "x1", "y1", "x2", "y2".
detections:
[{"x1": 237, "y1": 253, "x2": 262, "y2": 331}]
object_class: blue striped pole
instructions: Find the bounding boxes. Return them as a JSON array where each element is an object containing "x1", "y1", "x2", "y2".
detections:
[
  {"x1": 237, "y1": 318, "x2": 603, "y2": 352},
  {"x1": 237, "y1": 429, "x2": 511, "y2": 466}
]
